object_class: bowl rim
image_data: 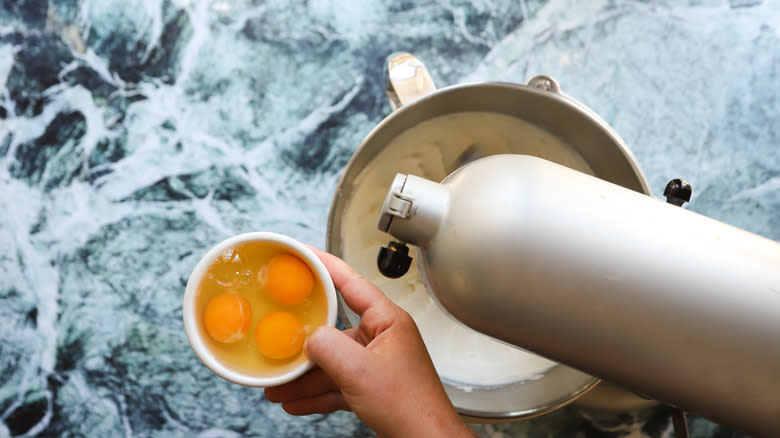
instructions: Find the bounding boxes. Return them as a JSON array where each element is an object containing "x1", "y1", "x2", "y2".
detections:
[{"x1": 183, "y1": 232, "x2": 337, "y2": 387}]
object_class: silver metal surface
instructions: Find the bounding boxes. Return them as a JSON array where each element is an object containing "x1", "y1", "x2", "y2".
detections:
[
  {"x1": 385, "y1": 52, "x2": 437, "y2": 111},
  {"x1": 377, "y1": 174, "x2": 408, "y2": 232},
  {"x1": 378, "y1": 174, "x2": 448, "y2": 247},
  {"x1": 385, "y1": 192, "x2": 412, "y2": 219},
  {"x1": 326, "y1": 54, "x2": 655, "y2": 421},
  {"x1": 526, "y1": 74, "x2": 561, "y2": 93},
  {"x1": 382, "y1": 155, "x2": 780, "y2": 436}
]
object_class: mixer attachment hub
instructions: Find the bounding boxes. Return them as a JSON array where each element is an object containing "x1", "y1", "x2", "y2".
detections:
[{"x1": 377, "y1": 241, "x2": 412, "y2": 278}]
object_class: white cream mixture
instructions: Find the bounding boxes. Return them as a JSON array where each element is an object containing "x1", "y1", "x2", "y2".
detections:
[{"x1": 342, "y1": 112, "x2": 593, "y2": 387}]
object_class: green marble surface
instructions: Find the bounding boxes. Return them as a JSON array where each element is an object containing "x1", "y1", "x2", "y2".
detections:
[{"x1": 1, "y1": 0, "x2": 777, "y2": 436}]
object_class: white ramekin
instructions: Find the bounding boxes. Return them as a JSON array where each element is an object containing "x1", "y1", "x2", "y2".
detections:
[{"x1": 183, "y1": 232, "x2": 337, "y2": 387}]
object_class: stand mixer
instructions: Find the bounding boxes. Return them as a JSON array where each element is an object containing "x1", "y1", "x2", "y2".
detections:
[{"x1": 375, "y1": 154, "x2": 780, "y2": 437}]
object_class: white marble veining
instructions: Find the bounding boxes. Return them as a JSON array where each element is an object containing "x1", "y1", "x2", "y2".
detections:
[{"x1": 1, "y1": 0, "x2": 776, "y2": 436}]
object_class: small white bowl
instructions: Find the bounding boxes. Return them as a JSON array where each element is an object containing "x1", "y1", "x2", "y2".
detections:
[{"x1": 183, "y1": 232, "x2": 337, "y2": 387}]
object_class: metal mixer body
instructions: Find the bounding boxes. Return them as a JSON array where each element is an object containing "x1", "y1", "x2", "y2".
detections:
[{"x1": 378, "y1": 154, "x2": 780, "y2": 437}]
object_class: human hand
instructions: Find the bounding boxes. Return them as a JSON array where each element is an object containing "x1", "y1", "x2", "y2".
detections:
[{"x1": 264, "y1": 248, "x2": 476, "y2": 438}]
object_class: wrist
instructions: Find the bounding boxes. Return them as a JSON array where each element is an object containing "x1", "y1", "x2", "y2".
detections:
[
  {"x1": 398, "y1": 407, "x2": 477, "y2": 438},
  {"x1": 435, "y1": 412, "x2": 478, "y2": 438}
]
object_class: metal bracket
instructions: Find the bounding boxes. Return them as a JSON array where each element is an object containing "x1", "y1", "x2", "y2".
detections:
[{"x1": 386, "y1": 191, "x2": 413, "y2": 218}]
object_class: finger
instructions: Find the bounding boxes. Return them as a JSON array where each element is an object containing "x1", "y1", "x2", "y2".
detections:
[
  {"x1": 304, "y1": 326, "x2": 373, "y2": 390},
  {"x1": 265, "y1": 326, "x2": 365, "y2": 404},
  {"x1": 281, "y1": 392, "x2": 351, "y2": 415},
  {"x1": 308, "y1": 247, "x2": 392, "y2": 317},
  {"x1": 264, "y1": 368, "x2": 339, "y2": 403}
]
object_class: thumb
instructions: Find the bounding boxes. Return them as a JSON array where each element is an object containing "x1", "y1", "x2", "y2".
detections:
[{"x1": 305, "y1": 326, "x2": 373, "y2": 390}]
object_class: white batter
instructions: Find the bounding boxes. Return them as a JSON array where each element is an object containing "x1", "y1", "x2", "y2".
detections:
[{"x1": 342, "y1": 112, "x2": 593, "y2": 387}]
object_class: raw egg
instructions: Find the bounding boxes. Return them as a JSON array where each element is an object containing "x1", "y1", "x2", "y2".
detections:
[
  {"x1": 204, "y1": 293, "x2": 252, "y2": 343},
  {"x1": 191, "y1": 240, "x2": 329, "y2": 379},
  {"x1": 255, "y1": 311, "x2": 306, "y2": 360},
  {"x1": 265, "y1": 253, "x2": 315, "y2": 305}
]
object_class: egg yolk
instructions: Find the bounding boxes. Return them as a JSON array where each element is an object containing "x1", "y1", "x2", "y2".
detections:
[
  {"x1": 265, "y1": 253, "x2": 315, "y2": 305},
  {"x1": 255, "y1": 311, "x2": 306, "y2": 360},
  {"x1": 204, "y1": 293, "x2": 252, "y2": 343}
]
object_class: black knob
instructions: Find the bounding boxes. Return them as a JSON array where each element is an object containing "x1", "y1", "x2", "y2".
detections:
[
  {"x1": 377, "y1": 242, "x2": 412, "y2": 278},
  {"x1": 664, "y1": 179, "x2": 692, "y2": 207}
]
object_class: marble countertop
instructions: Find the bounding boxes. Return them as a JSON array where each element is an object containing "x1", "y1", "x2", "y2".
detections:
[{"x1": 1, "y1": 0, "x2": 777, "y2": 437}]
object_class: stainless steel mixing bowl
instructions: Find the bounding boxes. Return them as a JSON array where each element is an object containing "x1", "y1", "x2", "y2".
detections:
[{"x1": 326, "y1": 53, "x2": 654, "y2": 421}]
